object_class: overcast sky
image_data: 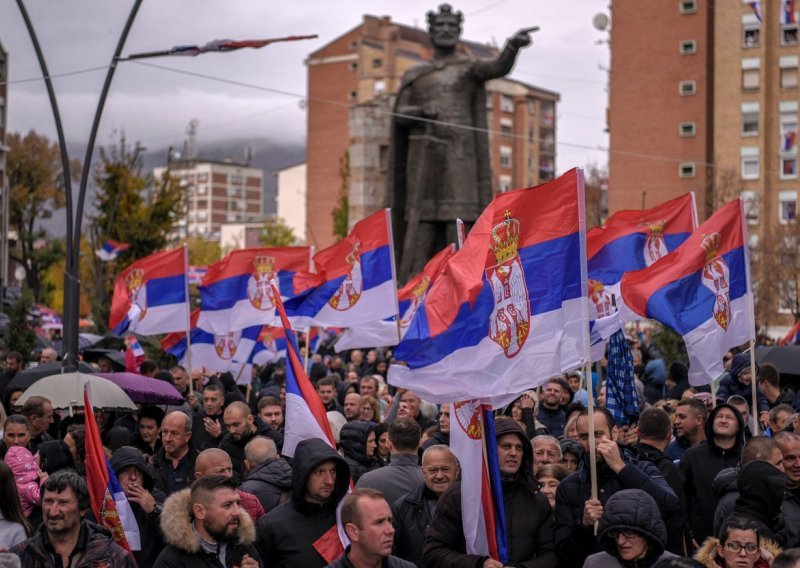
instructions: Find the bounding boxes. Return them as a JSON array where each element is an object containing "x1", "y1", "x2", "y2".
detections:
[{"x1": 0, "y1": 0, "x2": 610, "y2": 174}]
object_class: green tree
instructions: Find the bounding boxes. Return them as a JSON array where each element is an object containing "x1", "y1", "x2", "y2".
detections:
[
  {"x1": 650, "y1": 323, "x2": 688, "y2": 366},
  {"x1": 260, "y1": 217, "x2": 297, "y2": 247},
  {"x1": 332, "y1": 151, "x2": 350, "y2": 240},
  {"x1": 6, "y1": 131, "x2": 80, "y2": 302},
  {"x1": 4, "y1": 290, "x2": 36, "y2": 363},
  {"x1": 186, "y1": 236, "x2": 221, "y2": 266},
  {"x1": 85, "y1": 133, "x2": 184, "y2": 332}
]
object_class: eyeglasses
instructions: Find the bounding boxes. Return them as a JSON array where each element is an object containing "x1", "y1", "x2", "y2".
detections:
[
  {"x1": 607, "y1": 529, "x2": 639, "y2": 541},
  {"x1": 725, "y1": 541, "x2": 759, "y2": 554}
]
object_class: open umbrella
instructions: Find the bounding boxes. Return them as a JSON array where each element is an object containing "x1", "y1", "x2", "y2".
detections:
[
  {"x1": 755, "y1": 345, "x2": 800, "y2": 376},
  {"x1": 6, "y1": 361, "x2": 96, "y2": 393},
  {"x1": 93, "y1": 372, "x2": 185, "y2": 405},
  {"x1": 81, "y1": 348, "x2": 126, "y2": 372},
  {"x1": 17, "y1": 372, "x2": 136, "y2": 412}
]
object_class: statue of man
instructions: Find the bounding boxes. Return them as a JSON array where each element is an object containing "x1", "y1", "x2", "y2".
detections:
[{"x1": 389, "y1": 4, "x2": 534, "y2": 280}]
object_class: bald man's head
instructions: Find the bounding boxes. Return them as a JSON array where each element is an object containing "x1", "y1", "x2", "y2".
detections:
[
  {"x1": 195, "y1": 448, "x2": 234, "y2": 479},
  {"x1": 39, "y1": 348, "x2": 58, "y2": 364},
  {"x1": 224, "y1": 401, "x2": 255, "y2": 442}
]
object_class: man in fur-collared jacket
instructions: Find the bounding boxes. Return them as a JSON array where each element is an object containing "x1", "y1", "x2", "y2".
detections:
[{"x1": 154, "y1": 475, "x2": 263, "y2": 568}]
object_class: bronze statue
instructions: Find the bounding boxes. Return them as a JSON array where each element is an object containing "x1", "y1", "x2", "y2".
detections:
[{"x1": 389, "y1": 4, "x2": 535, "y2": 281}]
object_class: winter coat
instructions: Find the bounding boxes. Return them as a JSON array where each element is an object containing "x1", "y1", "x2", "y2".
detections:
[
  {"x1": 255, "y1": 438, "x2": 351, "y2": 568},
  {"x1": 339, "y1": 420, "x2": 376, "y2": 483},
  {"x1": 716, "y1": 354, "x2": 768, "y2": 413},
  {"x1": 419, "y1": 428, "x2": 449, "y2": 451},
  {"x1": 239, "y1": 457, "x2": 293, "y2": 513},
  {"x1": 10, "y1": 520, "x2": 136, "y2": 568},
  {"x1": 109, "y1": 446, "x2": 167, "y2": 567},
  {"x1": 356, "y1": 453, "x2": 424, "y2": 507},
  {"x1": 711, "y1": 467, "x2": 740, "y2": 538},
  {"x1": 392, "y1": 482, "x2": 439, "y2": 567},
  {"x1": 536, "y1": 406, "x2": 565, "y2": 438},
  {"x1": 554, "y1": 445, "x2": 681, "y2": 566},
  {"x1": 191, "y1": 409, "x2": 227, "y2": 451},
  {"x1": 0, "y1": 510, "x2": 27, "y2": 551},
  {"x1": 325, "y1": 546, "x2": 414, "y2": 568},
  {"x1": 5, "y1": 446, "x2": 42, "y2": 517},
  {"x1": 218, "y1": 418, "x2": 283, "y2": 480},
  {"x1": 733, "y1": 461, "x2": 787, "y2": 543},
  {"x1": 584, "y1": 489, "x2": 678, "y2": 568},
  {"x1": 693, "y1": 535, "x2": 780, "y2": 568},
  {"x1": 424, "y1": 419, "x2": 556, "y2": 568},
  {"x1": 154, "y1": 488, "x2": 262, "y2": 568},
  {"x1": 150, "y1": 446, "x2": 199, "y2": 497},
  {"x1": 680, "y1": 403, "x2": 746, "y2": 544},
  {"x1": 782, "y1": 486, "x2": 800, "y2": 548}
]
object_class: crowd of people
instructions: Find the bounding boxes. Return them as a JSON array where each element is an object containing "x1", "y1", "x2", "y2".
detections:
[{"x1": 0, "y1": 333, "x2": 798, "y2": 568}]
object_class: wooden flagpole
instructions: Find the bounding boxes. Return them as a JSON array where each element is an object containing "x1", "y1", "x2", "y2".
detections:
[
  {"x1": 749, "y1": 340, "x2": 759, "y2": 435},
  {"x1": 386, "y1": 208, "x2": 403, "y2": 344},
  {"x1": 183, "y1": 243, "x2": 194, "y2": 395}
]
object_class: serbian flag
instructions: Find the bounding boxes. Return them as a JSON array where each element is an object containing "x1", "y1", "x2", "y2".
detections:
[
  {"x1": 124, "y1": 335, "x2": 145, "y2": 373},
  {"x1": 587, "y1": 193, "x2": 697, "y2": 320},
  {"x1": 779, "y1": 321, "x2": 800, "y2": 346},
  {"x1": 84, "y1": 384, "x2": 139, "y2": 553},
  {"x1": 784, "y1": 129, "x2": 797, "y2": 152},
  {"x1": 160, "y1": 309, "x2": 200, "y2": 361},
  {"x1": 451, "y1": 401, "x2": 508, "y2": 562},
  {"x1": 197, "y1": 246, "x2": 312, "y2": 334},
  {"x1": 109, "y1": 248, "x2": 189, "y2": 336},
  {"x1": 749, "y1": 1, "x2": 763, "y2": 22},
  {"x1": 389, "y1": 169, "x2": 589, "y2": 403},
  {"x1": 249, "y1": 326, "x2": 288, "y2": 366},
  {"x1": 284, "y1": 209, "x2": 398, "y2": 329},
  {"x1": 172, "y1": 324, "x2": 263, "y2": 385},
  {"x1": 619, "y1": 200, "x2": 754, "y2": 385},
  {"x1": 187, "y1": 265, "x2": 208, "y2": 285},
  {"x1": 96, "y1": 240, "x2": 130, "y2": 262},
  {"x1": 335, "y1": 244, "x2": 456, "y2": 351},
  {"x1": 785, "y1": 0, "x2": 796, "y2": 24}
]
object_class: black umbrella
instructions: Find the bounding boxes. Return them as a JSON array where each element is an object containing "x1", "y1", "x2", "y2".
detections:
[
  {"x1": 81, "y1": 349, "x2": 126, "y2": 372},
  {"x1": 755, "y1": 345, "x2": 800, "y2": 376},
  {"x1": 6, "y1": 361, "x2": 96, "y2": 393}
]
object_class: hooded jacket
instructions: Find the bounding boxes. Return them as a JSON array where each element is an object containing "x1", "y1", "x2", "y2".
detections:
[
  {"x1": 424, "y1": 418, "x2": 556, "y2": 568},
  {"x1": 339, "y1": 421, "x2": 376, "y2": 483},
  {"x1": 109, "y1": 446, "x2": 167, "y2": 567},
  {"x1": 642, "y1": 359, "x2": 667, "y2": 405},
  {"x1": 255, "y1": 438, "x2": 351, "y2": 567},
  {"x1": 716, "y1": 353, "x2": 769, "y2": 414},
  {"x1": 733, "y1": 461, "x2": 787, "y2": 542},
  {"x1": 693, "y1": 534, "x2": 780, "y2": 568},
  {"x1": 584, "y1": 489, "x2": 677, "y2": 568},
  {"x1": 239, "y1": 457, "x2": 293, "y2": 513},
  {"x1": 680, "y1": 402, "x2": 746, "y2": 544},
  {"x1": 5, "y1": 446, "x2": 41, "y2": 517},
  {"x1": 154, "y1": 488, "x2": 261, "y2": 568},
  {"x1": 218, "y1": 417, "x2": 283, "y2": 480}
]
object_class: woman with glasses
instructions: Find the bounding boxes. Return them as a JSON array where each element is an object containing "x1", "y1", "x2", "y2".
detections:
[
  {"x1": 585, "y1": 489, "x2": 677, "y2": 567},
  {"x1": 694, "y1": 515, "x2": 780, "y2": 568}
]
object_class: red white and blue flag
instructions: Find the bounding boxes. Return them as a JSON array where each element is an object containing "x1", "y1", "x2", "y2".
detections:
[
  {"x1": 620, "y1": 200, "x2": 754, "y2": 385},
  {"x1": 451, "y1": 400, "x2": 508, "y2": 562},
  {"x1": 84, "y1": 385, "x2": 139, "y2": 553},
  {"x1": 785, "y1": 0, "x2": 796, "y2": 24},
  {"x1": 96, "y1": 240, "x2": 130, "y2": 262},
  {"x1": 389, "y1": 169, "x2": 589, "y2": 403},
  {"x1": 587, "y1": 193, "x2": 697, "y2": 320},
  {"x1": 187, "y1": 265, "x2": 208, "y2": 285},
  {"x1": 335, "y1": 244, "x2": 456, "y2": 351},
  {"x1": 784, "y1": 129, "x2": 797, "y2": 152},
  {"x1": 249, "y1": 326, "x2": 289, "y2": 366},
  {"x1": 285, "y1": 210, "x2": 398, "y2": 329},
  {"x1": 166, "y1": 36, "x2": 319, "y2": 56},
  {"x1": 749, "y1": 1, "x2": 763, "y2": 22},
  {"x1": 197, "y1": 246, "x2": 312, "y2": 334},
  {"x1": 109, "y1": 248, "x2": 189, "y2": 336}
]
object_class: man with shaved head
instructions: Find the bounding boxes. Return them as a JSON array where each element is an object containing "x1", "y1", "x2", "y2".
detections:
[
  {"x1": 220, "y1": 402, "x2": 282, "y2": 479},
  {"x1": 240, "y1": 437, "x2": 293, "y2": 513},
  {"x1": 195, "y1": 448, "x2": 264, "y2": 522}
]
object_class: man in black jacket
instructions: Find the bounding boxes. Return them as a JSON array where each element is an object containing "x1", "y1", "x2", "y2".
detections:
[
  {"x1": 192, "y1": 382, "x2": 228, "y2": 451},
  {"x1": 151, "y1": 411, "x2": 199, "y2": 496},
  {"x1": 220, "y1": 402, "x2": 283, "y2": 479},
  {"x1": 393, "y1": 445, "x2": 458, "y2": 567},
  {"x1": 554, "y1": 407, "x2": 681, "y2": 566},
  {"x1": 255, "y1": 438, "x2": 351, "y2": 567},
  {"x1": 424, "y1": 417, "x2": 556, "y2": 567},
  {"x1": 154, "y1": 475, "x2": 262, "y2": 568}
]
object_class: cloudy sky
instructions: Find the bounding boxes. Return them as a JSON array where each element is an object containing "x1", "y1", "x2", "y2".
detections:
[{"x1": 0, "y1": 0, "x2": 610, "y2": 173}]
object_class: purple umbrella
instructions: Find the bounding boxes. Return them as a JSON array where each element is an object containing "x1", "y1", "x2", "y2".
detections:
[{"x1": 93, "y1": 372, "x2": 185, "y2": 405}]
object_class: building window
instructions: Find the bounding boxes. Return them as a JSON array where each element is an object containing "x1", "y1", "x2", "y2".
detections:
[
  {"x1": 679, "y1": 40, "x2": 697, "y2": 54},
  {"x1": 350, "y1": 40, "x2": 359, "y2": 49},
  {"x1": 782, "y1": 23, "x2": 799, "y2": 46},
  {"x1": 680, "y1": 0, "x2": 697, "y2": 14},
  {"x1": 741, "y1": 147, "x2": 760, "y2": 180},
  {"x1": 499, "y1": 146, "x2": 512, "y2": 169},
  {"x1": 741, "y1": 102, "x2": 760, "y2": 135},
  {"x1": 197, "y1": 173, "x2": 208, "y2": 183},
  {"x1": 500, "y1": 95, "x2": 514, "y2": 113},
  {"x1": 679, "y1": 80, "x2": 696, "y2": 95},
  {"x1": 679, "y1": 122, "x2": 696, "y2": 137},
  {"x1": 741, "y1": 190, "x2": 759, "y2": 225},
  {"x1": 781, "y1": 56, "x2": 799, "y2": 89},
  {"x1": 742, "y1": 15, "x2": 761, "y2": 48},
  {"x1": 498, "y1": 175, "x2": 512, "y2": 193},
  {"x1": 197, "y1": 185, "x2": 208, "y2": 195},
  {"x1": 781, "y1": 153, "x2": 798, "y2": 178},
  {"x1": 198, "y1": 211, "x2": 208, "y2": 221},
  {"x1": 539, "y1": 157, "x2": 555, "y2": 180},
  {"x1": 349, "y1": 61, "x2": 357, "y2": 71},
  {"x1": 742, "y1": 58, "x2": 761, "y2": 90},
  {"x1": 540, "y1": 102, "x2": 555, "y2": 126},
  {"x1": 500, "y1": 124, "x2": 512, "y2": 139},
  {"x1": 348, "y1": 90, "x2": 358, "y2": 101},
  {"x1": 678, "y1": 162, "x2": 696, "y2": 178},
  {"x1": 374, "y1": 79, "x2": 386, "y2": 95},
  {"x1": 780, "y1": 190, "x2": 798, "y2": 223},
  {"x1": 229, "y1": 174, "x2": 243, "y2": 185},
  {"x1": 372, "y1": 58, "x2": 382, "y2": 68},
  {"x1": 781, "y1": 102, "x2": 798, "y2": 156}
]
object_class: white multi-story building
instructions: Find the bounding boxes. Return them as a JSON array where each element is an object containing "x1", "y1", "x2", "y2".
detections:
[{"x1": 275, "y1": 162, "x2": 307, "y2": 245}]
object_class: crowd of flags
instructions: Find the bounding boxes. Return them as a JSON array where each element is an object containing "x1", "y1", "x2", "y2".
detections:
[{"x1": 103, "y1": 166, "x2": 757, "y2": 561}]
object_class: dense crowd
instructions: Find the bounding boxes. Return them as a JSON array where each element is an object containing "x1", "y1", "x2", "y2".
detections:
[{"x1": 0, "y1": 334, "x2": 798, "y2": 568}]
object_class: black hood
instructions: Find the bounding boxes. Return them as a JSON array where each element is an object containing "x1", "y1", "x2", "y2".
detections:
[
  {"x1": 598, "y1": 489, "x2": 667, "y2": 559},
  {"x1": 339, "y1": 420, "x2": 375, "y2": 466},
  {"x1": 734, "y1": 460, "x2": 786, "y2": 530},
  {"x1": 336, "y1": 380, "x2": 358, "y2": 405},
  {"x1": 705, "y1": 403, "x2": 746, "y2": 453},
  {"x1": 495, "y1": 418, "x2": 533, "y2": 483},
  {"x1": 712, "y1": 466, "x2": 740, "y2": 497},
  {"x1": 109, "y1": 446, "x2": 155, "y2": 490},
  {"x1": 291, "y1": 438, "x2": 350, "y2": 509}
]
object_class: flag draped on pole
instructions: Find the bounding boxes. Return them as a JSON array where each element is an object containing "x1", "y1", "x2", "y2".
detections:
[
  {"x1": 389, "y1": 169, "x2": 589, "y2": 403},
  {"x1": 604, "y1": 330, "x2": 639, "y2": 426},
  {"x1": 620, "y1": 199, "x2": 754, "y2": 385},
  {"x1": 109, "y1": 248, "x2": 189, "y2": 336},
  {"x1": 749, "y1": 1, "x2": 763, "y2": 22},
  {"x1": 84, "y1": 385, "x2": 139, "y2": 553},
  {"x1": 784, "y1": 0, "x2": 796, "y2": 24},
  {"x1": 162, "y1": 36, "x2": 319, "y2": 57},
  {"x1": 95, "y1": 240, "x2": 130, "y2": 262},
  {"x1": 197, "y1": 246, "x2": 312, "y2": 334},
  {"x1": 335, "y1": 244, "x2": 456, "y2": 351},
  {"x1": 285, "y1": 209, "x2": 398, "y2": 329}
]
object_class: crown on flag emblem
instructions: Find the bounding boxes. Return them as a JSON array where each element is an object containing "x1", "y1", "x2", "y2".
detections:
[
  {"x1": 641, "y1": 219, "x2": 669, "y2": 267},
  {"x1": 588, "y1": 279, "x2": 615, "y2": 318},
  {"x1": 412, "y1": 276, "x2": 431, "y2": 299},
  {"x1": 699, "y1": 232, "x2": 732, "y2": 331},
  {"x1": 247, "y1": 255, "x2": 277, "y2": 311},
  {"x1": 253, "y1": 255, "x2": 276, "y2": 273},
  {"x1": 701, "y1": 232, "x2": 721, "y2": 263},
  {"x1": 486, "y1": 210, "x2": 530, "y2": 358},
  {"x1": 125, "y1": 269, "x2": 144, "y2": 290},
  {"x1": 454, "y1": 400, "x2": 482, "y2": 440},
  {"x1": 125, "y1": 269, "x2": 148, "y2": 320},
  {"x1": 329, "y1": 242, "x2": 363, "y2": 311}
]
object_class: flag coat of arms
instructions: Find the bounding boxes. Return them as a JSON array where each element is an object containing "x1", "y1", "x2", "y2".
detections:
[
  {"x1": 587, "y1": 193, "x2": 697, "y2": 319},
  {"x1": 620, "y1": 199, "x2": 754, "y2": 385},
  {"x1": 109, "y1": 248, "x2": 189, "y2": 336},
  {"x1": 335, "y1": 244, "x2": 456, "y2": 351},
  {"x1": 167, "y1": 323, "x2": 262, "y2": 384},
  {"x1": 197, "y1": 246, "x2": 312, "y2": 334},
  {"x1": 389, "y1": 169, "x2": 589, "y2": 403},
  {"x1": 249, "y1": 326, "x2": 289, "y2": 366},
  {"x1": 285, "y1": 209, "x2": 397, "y2": 328}
]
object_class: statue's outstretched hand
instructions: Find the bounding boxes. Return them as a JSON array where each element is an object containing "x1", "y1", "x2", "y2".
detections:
[{"x1": 510, "y1": 26, "x2": 538, "y2": 49}]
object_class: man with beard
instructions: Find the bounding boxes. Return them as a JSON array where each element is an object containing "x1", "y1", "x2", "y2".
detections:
[
  {"x1": 257, "y1": 396, "x2": 284, "y2": 432},
  {"x1": 536, "y1": 380, "x2": 566, "y2": 438},
  {"x1": 665, "y1": 397, "x2": 708, "y2": 461},
  {"x1": 155, "y1": 475, "x2": 262, "y2": 567},
  {"x1": 219, "y1": 402, "x2": 282, "y2": 478},
  {"x1": 10, "y1": 470, "x2": 135, "y2": 567},
  {"x1": 195, "y1": 449, "x2": 264, "y2": 522}
]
